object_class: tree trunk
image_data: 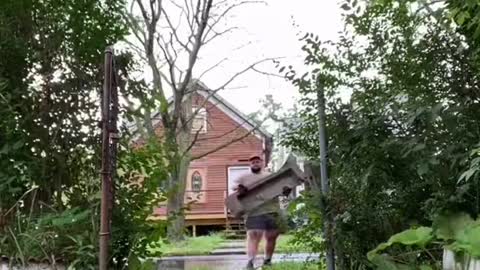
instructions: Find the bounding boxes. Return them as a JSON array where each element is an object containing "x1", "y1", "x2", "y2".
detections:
[
  {"x1": 166, "y1": 153, "x2": 190, "y2": 241},
  {"x1": 166, "y1": 95, "x2": 193, "y2": 241}
]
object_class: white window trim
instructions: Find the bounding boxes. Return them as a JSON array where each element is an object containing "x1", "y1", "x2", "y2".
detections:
[{"x1": 191, "y1": 107, "x2": 207, "y2": 134}]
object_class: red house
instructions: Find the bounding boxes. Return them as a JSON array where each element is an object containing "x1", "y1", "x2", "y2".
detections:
[{"x1": 150, "y1": 81, "x2": 273, "y2": 235}]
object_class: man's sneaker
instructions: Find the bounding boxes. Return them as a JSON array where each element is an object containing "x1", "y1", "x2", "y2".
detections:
[
  {"x1": 263, "y1": 258, "x2": 272, "y2": 266},
  {"x1": 246, "y1": 259, "x2": 255, "y2": 270}
]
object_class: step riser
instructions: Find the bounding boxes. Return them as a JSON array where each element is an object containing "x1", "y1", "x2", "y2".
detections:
[{"x1": 225, "y1": 235, "x2": 245, "y2": 240}]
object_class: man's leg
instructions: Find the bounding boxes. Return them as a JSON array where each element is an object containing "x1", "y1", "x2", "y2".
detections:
[
  {"x1": 264, "y1": 229, "x2": 280, "y2": 265},
  {"x1": 246, "y1": 229, "x2": 263, "y2": 268}
]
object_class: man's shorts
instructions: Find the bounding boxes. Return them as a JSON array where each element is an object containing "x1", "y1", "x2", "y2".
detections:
[{"x1": 245, "y1": 213, "x2": 285, "y2": 231}]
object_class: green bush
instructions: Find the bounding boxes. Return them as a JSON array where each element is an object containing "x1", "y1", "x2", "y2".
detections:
[
  {"x1": 0, "y1": 139, "x2": 169, "y2": 269},
  {"x1": 0, "y1": 207, "x2": 97, "y2": 269}
]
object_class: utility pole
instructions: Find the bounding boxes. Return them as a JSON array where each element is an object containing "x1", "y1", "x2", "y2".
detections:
[
  {"x1": 317, "y1": 82, "x2": 335, "y2": 270},
  {"x1": 99, "y1": 46, "x2": 119, "y2": 270}
]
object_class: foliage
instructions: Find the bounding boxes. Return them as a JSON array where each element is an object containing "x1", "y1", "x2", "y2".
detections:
[
  {"x1": 274, "y1": 234, "x2": 322, "y2": 254},
  {"x1": 0, "y1": 207, "x2": 97, "y2": 268},
  {"x1": 0, "y1": 138, "x2": 169, "y2": 269},
  {"x1": 0, "y1": 0, "x2": 127, "y2": 209},
  {"x1": 0, "y1": 0, "x2": 35, "y2": 210},
  {"x1": 111, "y1": 138, "x2": 169, "y2": 268},
  {"x1": 285, "y1": 194, "x2": 325, "y2": 255},
  {"x1": 367, "y1": 213, "x2": 480, "y2": 269},
  {"x1": 447, "y1": 0, "x2": 480, "y2": 57},
  {"x1": 276, "y1": 0, "x2": 480, "y2": 268},
  {"x1": 0, "y1": 0, "x2": 171, "y2": 268}
]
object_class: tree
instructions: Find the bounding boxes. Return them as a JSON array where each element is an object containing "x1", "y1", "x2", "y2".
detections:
[
  {"x1": 0, "y1": 0, "x2": 136, "y2": 267},
  {"x1": 0, "y1": 0, "x2": 33, "y2": 215},
  {"x1": 275, "y1": 0, "x2": 480, "y2": 267},
  {"x1": 0, "y1": 0, "x2": 127, "y2": 208},
  {"x1": 123, "y1": 0, "x2": 273, "y2": 240}
]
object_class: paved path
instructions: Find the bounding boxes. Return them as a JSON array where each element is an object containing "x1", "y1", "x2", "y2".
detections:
[
  {"x1": 0, "y1": 263, "x2": 66, "y2": 270},
  {"x1": 157, "y1": 253, "x2": 319, "y2": 270}
]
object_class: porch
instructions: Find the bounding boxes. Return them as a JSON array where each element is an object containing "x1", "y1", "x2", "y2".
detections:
[{"x1": 153, "y1": 189, "x2": 244, "y2": 237}]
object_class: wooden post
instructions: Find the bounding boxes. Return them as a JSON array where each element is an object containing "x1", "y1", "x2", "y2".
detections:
[
  {"x1": 99, "y1": 47, "x2": 115, "y2": 270},
  {"x1": 317, "y1": 84, "x2": 335, "y2": 270},
  {"x1": 193, "y1": 225, "x2": 197, "y2": 237}
]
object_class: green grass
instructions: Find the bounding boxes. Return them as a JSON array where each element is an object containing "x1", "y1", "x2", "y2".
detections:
[
  {"x1": 274, "y1": 234, "x2": 316, "y2": 253},
  {"x1": 263, "y1": 234, "x2": 321, "y2": 254},
  {"x1": 148, "y1": 234, "x2": 224, "y2": 256},
  {"x1": 148, "y1": 233, "x2": 319, "y2": 257},
  {"x1": 266, "y1": 261, "x2": 324, "y2": 270},
  {"x1": 190, "y1": 261, "x2": 324, "y2": 270}
]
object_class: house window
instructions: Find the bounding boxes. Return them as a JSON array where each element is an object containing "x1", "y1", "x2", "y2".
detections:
[
  {"x1": 191, "y1": 107, "x2": 207, "y2": 134},
  {"x1": 185, "y1": 168, "x2": 207, "y2": 203},
  {"x1": 191, "y1": 171, "x2": 203, "y2": 192}
]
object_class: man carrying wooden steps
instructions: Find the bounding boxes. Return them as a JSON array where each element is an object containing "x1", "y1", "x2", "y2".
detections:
[{"x1": 233, "y1": 154, "x2": 293, "y2": 270}]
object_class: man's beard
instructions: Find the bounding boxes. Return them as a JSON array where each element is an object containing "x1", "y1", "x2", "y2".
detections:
[{"x1": 251, "y1": 167, "x2": 261, "y2": 174}]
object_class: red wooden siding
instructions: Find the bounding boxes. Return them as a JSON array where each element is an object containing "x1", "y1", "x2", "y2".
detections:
[{"x1": 153, "y1": 93, "x2": 265, "y2": 219}]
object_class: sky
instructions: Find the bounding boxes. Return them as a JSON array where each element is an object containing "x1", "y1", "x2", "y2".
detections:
[
  {"x1": 195, "y1": 0, "x2": 343, "y2": 115},
  {"x1": 123, "y1": 0, "x2": 344, "y2": 128}
]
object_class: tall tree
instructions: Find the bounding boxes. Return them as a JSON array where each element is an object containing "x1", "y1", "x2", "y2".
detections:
[
  {"x1": 0, "y1": 0, "x2": 127, "y2": 229},
  {"x1": 124, "y1": 0, "x2": 273, "y2": 240},
  {"x1": 0, "y1": 0, "x2": 34, "y2": 214},
  {"x1": 275, "y1": 0, "x2": 480, "y2": 267},
  {"x1": 0, "y1": 0, "x2": 136, "y2": 267}
]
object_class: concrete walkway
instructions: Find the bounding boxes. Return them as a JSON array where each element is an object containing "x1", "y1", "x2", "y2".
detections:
[
  {"x1": 0, "y1": 263, "x2": 65, "y2": 270},
  {"x1": 157, "y1": 253, "x2": 319, "y2": 270}
]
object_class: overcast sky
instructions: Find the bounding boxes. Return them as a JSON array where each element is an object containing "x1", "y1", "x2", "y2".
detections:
[
  {"x1": 124, "y1": 0, "x2": 343, "y2": 126},
  {"x1": 195, "y1": 0, "x2": 343, "y2": 115}
]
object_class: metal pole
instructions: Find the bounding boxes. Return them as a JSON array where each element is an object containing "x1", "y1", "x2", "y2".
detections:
[
  {"x1": 99, "y1": 47, "x2": 114, "y2": 270},
  {"x1": 317, "y1": 84, "x2": 335, "y2": 270}
]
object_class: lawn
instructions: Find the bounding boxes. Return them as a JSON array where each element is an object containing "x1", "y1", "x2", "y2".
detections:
[
  {"x1": 190, "y1": 261, "x2": 323, "y2": 270},
  {"x1": 266, "y1": 262, "x2": 323, "y2": 270},
  {"x1": 148, "y1": 234, "x2": 225, "y2": 256},
  {"x1": 273, "y1": 234, "x2": 320, "y2": 254},
  {"x1": 149, "y1": 233, "x2": 318, "y2": 257}
]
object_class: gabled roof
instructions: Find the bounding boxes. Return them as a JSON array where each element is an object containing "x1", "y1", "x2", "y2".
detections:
[{"x1": 146, "y1": 79, "x2": 272, "y2": 140}]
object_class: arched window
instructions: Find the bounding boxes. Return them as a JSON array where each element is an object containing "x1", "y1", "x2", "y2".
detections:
[{"x1": 191, "y1": 171, "x2": 202, "y2": 192}]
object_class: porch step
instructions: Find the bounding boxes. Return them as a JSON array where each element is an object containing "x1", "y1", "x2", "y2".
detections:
[
  {"x1": 210, "y1": 240, "x2": 246, "y2": 255},
  {"x1": 210, "y1": 248, "x2": 246, "y2": 255},
  {"x1": 219, "y1": 240, "x2": 244, "y2": 249},
  {"x1": 224, "y1": 229, "x2": 246, "y2": 240}
]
